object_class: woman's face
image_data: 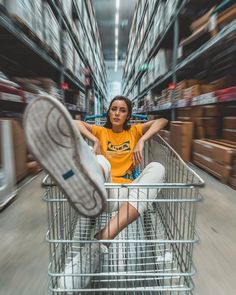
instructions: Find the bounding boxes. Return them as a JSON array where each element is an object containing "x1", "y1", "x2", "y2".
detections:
[{"x1": 109, "y1": 99, "x2": 129, "y2": 129}]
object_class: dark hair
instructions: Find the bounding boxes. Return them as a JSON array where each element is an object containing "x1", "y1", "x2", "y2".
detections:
[{"x1": 104, "y1": 96, "x2": 132, "y2": 130}]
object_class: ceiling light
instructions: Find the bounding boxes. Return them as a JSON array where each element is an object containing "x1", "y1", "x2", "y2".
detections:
[
  {"x1": 115, "y1": 27, "x2": 118, "y2": 37},
  {"x1": 116, "y1": 0, "x2": 120, "y2": 10},
  {"x1": 115, "y1": 38, "x2": 118, "y2": 46},
  {"x1": 115, "y1": 12, "x2": 119, "y2": 25}
]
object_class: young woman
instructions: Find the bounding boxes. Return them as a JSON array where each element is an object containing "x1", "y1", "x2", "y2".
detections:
[
  {"x1": 24, "y1": 95, "x2": 168, "y2": 290},
  {"x1": 75, "y1": 95, "x2": 168, "y2": 240}
]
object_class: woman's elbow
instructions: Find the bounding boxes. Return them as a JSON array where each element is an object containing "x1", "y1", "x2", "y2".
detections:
[{"x1": 159, "y1": 118, "x2": 168, "y2": 128}]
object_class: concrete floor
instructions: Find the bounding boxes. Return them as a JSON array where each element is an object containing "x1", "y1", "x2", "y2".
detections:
[{"x1": 0, "y1": 168, "x2": 236, "y2": 295}]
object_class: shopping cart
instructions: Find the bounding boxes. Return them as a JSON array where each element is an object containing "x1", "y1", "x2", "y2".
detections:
[{"x1": 42, "y1": 120, "x2": 204, "y2": 295}]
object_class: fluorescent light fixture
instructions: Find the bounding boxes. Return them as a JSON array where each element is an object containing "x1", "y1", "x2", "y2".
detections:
[
  {"x1": 116, "y1": 0, "x2": 120, "y2": 10},
  {"x1": 115, "y1": 38, "x2": 118, "y2": 46},
  {"x1": 115, "y1": 12, "x2": 119, "y2": 25},
  {"x1": 115, "y1": 27, "x2": 118, "y2": 37}
]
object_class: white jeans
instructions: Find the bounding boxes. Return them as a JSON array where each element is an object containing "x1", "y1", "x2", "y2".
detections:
[{"x1": 96, "y1": 155, "x2": 165, "y2": 215}]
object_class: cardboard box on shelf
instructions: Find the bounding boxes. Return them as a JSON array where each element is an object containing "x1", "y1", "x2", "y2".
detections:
[
  {"x1": 177, "y1": 106, "x2": 204, "y2": 118},
  {"x1": 222, "y1": 105, "x2": 236, "y2": 116},
  {"x1": 190, "y1": 7, "x2": 215, "y2": 32},
  {"x1": 210, "y1": 76, "x2": 236, "y2": 90},
  {"x1": 223, "y1": 129, "x2": 236, "y2": 142},
  {"x1": 177, "y1": 107, "x2": 192, "y2": 117},
  {"x1": 205, "y1": 126, "x2": 218, "y2": 139},
  {"x1": 170, "y1": 121, "x2": 193, "y2": 162},
  {"x1": 193, "y1": 140, "x2": 235, "y2": 166},
  {"x1": 204, "y1": 139, "x2": 236, "y2": 149},
  {"x1": 43, "y1": 2, "x2": 61, "y2": 60},
  {"x1": 193, "y1": 152, "x2": 231, "y2": 183},
  {"x1": 177, "y1": 80, "x2": 200, "y2": 90},
  {"x1": 0, "y1": 119, "x2": 28, "y2": 182},
  {"x1": 5, "y1": 0, "x2": 34, "y2": 32},
  {"x1": 201, "y1": 84, "x2": 215, "y2": 94},
  {"x1": 184, "y1": 85, "x2": 201, "y2": 99},
  {"x1": 195, "y1": 126, "x2": 205, "y2": 139},
  {"x1": 203, "y1": 105, "x2": 220, "y2": 117},
  {"x1": 192, "y1": 106, "x2": 205, "y2": 117},
  {"x1": 62, "y1": 30, "x2": 74, "y2": 73},
  {"x1": 62, "y1": 0, "x2": 72, "y2": 25},
  {"x1": 33, "y1": 0, "x2": 43, "y2": 42},
  {"x1": 177, "y1": 116, "x2": 192, "y2": 122},
  {"x1": 201, "y1": 117, "x2": 219, "y2": 127},
  {"x1": 224, "y1": 117, "x2": 236, "y2": 129}
]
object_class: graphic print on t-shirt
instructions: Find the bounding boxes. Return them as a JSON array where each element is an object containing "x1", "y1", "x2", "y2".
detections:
[{"x1": 107, "y1": 140, "x2": 131, "y2": 152}]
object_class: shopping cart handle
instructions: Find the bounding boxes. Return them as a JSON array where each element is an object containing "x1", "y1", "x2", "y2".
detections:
[
  {"x1": 85, "y1": 113, "x2": 106, "y2": 121},
  {"x1": 85, "y1": 113, "x2": 148, "y2": 121},
  {"x1": 132, "y1": 113, "x2": 148, "y2": 120}
]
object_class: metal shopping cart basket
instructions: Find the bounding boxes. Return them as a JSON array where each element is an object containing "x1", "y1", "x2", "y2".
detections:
[{"x1": 42, "y1": 117, "x2": 204, "y2": 295}]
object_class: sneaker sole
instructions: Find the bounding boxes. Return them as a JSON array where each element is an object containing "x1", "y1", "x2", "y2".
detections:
[{"x1": 23, "y1": 95, "x2": 107, "y2": 217}]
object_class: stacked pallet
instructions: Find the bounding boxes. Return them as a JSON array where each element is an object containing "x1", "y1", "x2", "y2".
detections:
[
  {"x1": 193, "y1": 139, "x2": 235, "y2": 184},
  {"x1": 177, "y1": 105, "x2": 221, "y2": 140},
  {"x1": 193, "y1": 139, "x2": 236, "y2": 189},
  {"x1": 170, "y1": 121, "x2": 193, "y2": 162},
  {"x1": 223, "y1": 116, "x2": 236, "y2": 142}
]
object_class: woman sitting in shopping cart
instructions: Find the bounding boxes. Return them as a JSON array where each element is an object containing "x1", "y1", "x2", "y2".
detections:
[{"x1": 24, "y1": 94, "x2": 168, "y2": 289}]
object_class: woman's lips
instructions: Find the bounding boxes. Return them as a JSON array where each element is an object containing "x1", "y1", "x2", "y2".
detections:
[{"x1": 113, "y1": 118, "x2": 120, "y2": 122}]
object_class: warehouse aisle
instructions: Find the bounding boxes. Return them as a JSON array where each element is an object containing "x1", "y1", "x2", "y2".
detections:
[
  {"x1": 192, "y1": 166, "x2": 236, "y2": 295},
  {"x1": 0, "y1": 174, "x2": 48, "y2": 295},
  {"x1": 0, "y1": 168, "x2": 235, "y2": 295}
]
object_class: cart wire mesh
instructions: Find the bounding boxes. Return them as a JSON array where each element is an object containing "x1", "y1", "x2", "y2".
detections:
[{"x1": 43, "y1": 134, "x2": 204, "y2": 295}]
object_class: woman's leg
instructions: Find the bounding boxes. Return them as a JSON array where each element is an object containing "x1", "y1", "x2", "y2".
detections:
[
  {"x1": 96, "y1": 162, "x2": 165, "y2": 241},
  {"x1": 95, "y1": 155, "x2": 139, "y2": 239},
  {"x1": 96, "y1": 202, "x2": 139, "y2": 240}
]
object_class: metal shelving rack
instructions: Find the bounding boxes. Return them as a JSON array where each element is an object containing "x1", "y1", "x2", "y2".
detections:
[
  {"x1": 122, "y1": 0, "x2": 236, "y2": 116},
  {"x1": 0, "y1": 0, "x2": 107, "y2": 117}
]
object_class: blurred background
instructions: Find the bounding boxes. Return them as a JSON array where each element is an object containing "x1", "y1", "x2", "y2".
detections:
[{"x1": 0, "y1": 0, "x2": 236, "y2": 294}]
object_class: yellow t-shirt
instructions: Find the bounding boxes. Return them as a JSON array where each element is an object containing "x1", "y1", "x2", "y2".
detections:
[{"x1": 92, "y1": 124, "x2": 143, "y2": 183}]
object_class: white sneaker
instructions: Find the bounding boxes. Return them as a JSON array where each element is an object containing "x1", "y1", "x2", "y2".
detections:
[
  {"x1": 23, "y1": 95, "x2": 107, "y2": 217},
  {"x1": 59, "y1": 242, "x2": 108, "y2": 290}
]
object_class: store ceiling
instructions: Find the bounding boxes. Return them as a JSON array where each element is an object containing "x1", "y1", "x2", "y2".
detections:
[{"x1": 92, "y1": 0, "x2": 137, "y2": 61}]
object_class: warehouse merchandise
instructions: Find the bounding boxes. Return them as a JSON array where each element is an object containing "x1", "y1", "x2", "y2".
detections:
[
  {"x1": 0, "y1": 1, "x2": 236, "y2": 294},
  {"x1": 0, "y1": 120, "x2": 16, "y2": 209},
  {"x1": 170, "y1": 121, "x2": 193, "y2": 162},
  {"x1": 5, "y1": 0, "x2": 34, "y2": 32}
]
